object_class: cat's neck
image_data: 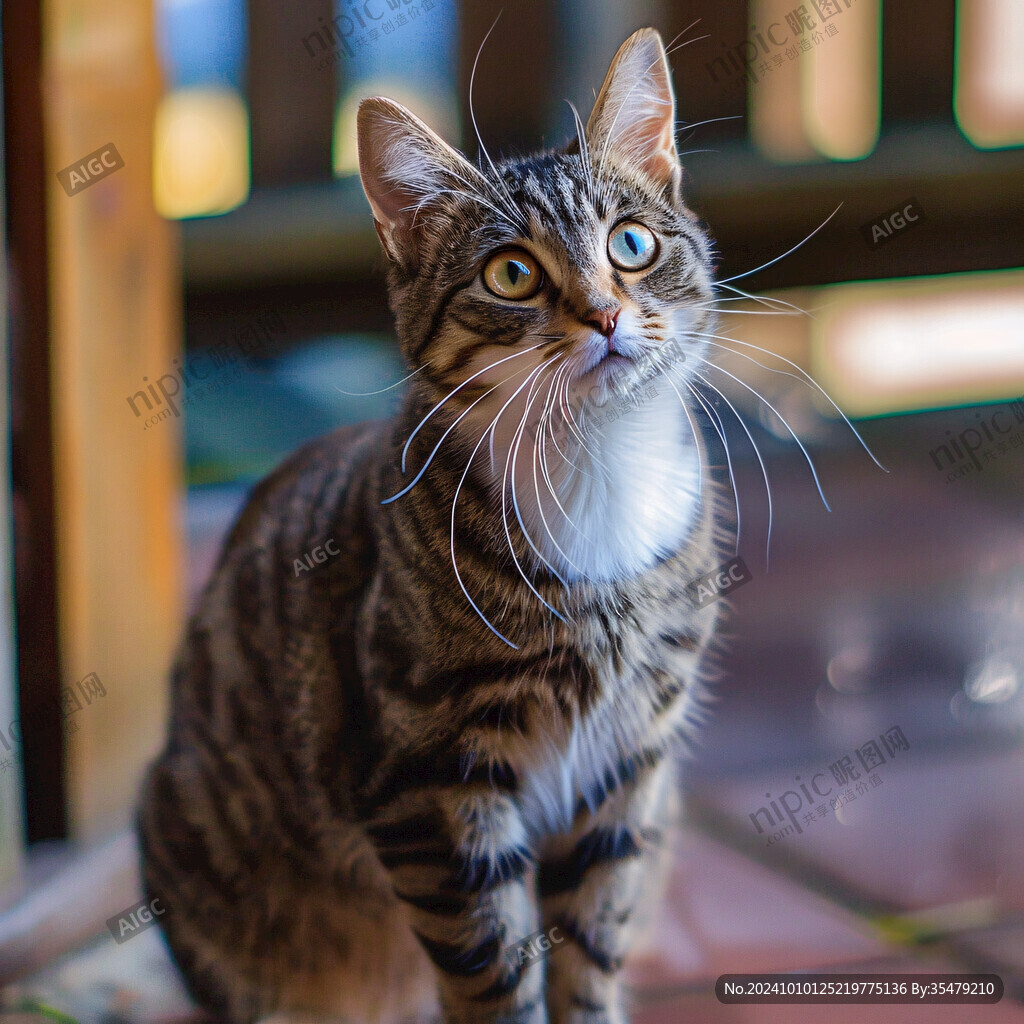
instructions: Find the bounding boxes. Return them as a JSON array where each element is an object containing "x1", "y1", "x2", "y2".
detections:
[{"x1": 477, "y1": 385, "x2": 702, "y2": 585}]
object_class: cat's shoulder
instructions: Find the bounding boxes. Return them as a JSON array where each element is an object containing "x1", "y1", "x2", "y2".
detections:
[{"x1": 219, "y1": 419, "x2": 392, "y2": 569}]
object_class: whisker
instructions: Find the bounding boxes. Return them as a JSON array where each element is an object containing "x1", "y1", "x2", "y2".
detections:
[
  {"x1": 469, "y1": 15, "x2": 529, "y2": 233},
  {"x1": 399, "y1": 344, "x2": 541, "y2": 473},
  {"x1": 660, "y1": 371, "x2": 705, "y2": 507},
  {"x1": 449, "y1": 359, "x2": 562, "y2": 648},
  {"x1": 698, "y1": 332, "x2": 888, "y2": 472},
  {"x1": 504, "y1": 357, "x2": 575, "y2": 595},
  {"x1": 717, "y1": 205, "x2": 843, "y2": 286},
  {"x1": 421, "y1": 186, "x2": 522, "y2": 231},
  {"x1": 713, "y1": 282, "x2": 812, "y2": 316},
  {"x1": 692, "y1": 301, "x2": 803, "y2": 318},
  {"x1": 561, "y1": 372, "x2": 611, "y2": 475},
  {"x1": 532, "y1": 367, "x2": 592, "y2": 555},
  {"x1": 690, "y1": 352, "x2": 832, "y2": 512},
  {"x1": 661, "y1": 22, "x2": 711, "y2": 65},
  {"x1": 565, "y1": 99, "x2": 596, "y2": 206},
  {"x1": 698, "y1": 333, "x2": 818, "y2": 390},
  {"x1": 450, "y1": 424, "x2": 520, "y2": 649},
  {"x1": 382, "y1": 359, "x2": 536, "y2": 505},
  {"x1": 687, "y1": 369, "x2": 774, "y2": 568},
  {"x1": 335, "y1": 362, "x2": 429, "y2": 396},
  {"x1": 547, "y1": 368, "x2": 599, "y2": 479},
  {"x1": 683, "y1": 378, "x2": 740, "y2": 555},
  {"x1": 676, "y1": 114, "x2": 743, "y2": 133}
]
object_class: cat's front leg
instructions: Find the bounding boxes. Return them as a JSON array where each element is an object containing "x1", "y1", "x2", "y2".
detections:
[
  {"x1": 538, "y1": 758, "x2": 673, "y2": 1024},
  {"x1": 367, "y1": 788, "x2": 547, "y2": 1024}
]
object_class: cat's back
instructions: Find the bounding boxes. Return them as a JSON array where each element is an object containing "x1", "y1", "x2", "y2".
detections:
[
  {"x1": 155, "y1": 419, "x2": 392, "y2": 813},
  {"x1": 139, "y1": 417, "x2": 396, "y2": 928},
  {"x1": 216, "y1": 417, "x2": 390, "y2": 586}
]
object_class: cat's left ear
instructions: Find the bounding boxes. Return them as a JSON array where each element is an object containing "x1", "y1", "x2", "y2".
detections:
[
  {"x1": 358, "y1": 97, "x2": 479, "y2": 271},
  {"x1": 586, "y1": 28, "x2": 680, "y2": 197}
]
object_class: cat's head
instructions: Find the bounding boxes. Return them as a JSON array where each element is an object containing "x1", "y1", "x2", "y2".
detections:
[{"x1": 357, "y1": 27, "x2": 715, "y2": 439}]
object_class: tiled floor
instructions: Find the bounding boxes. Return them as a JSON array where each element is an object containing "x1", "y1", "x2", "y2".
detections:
[{"x1": 4, "y1": 815, "x2": 1022, "y2": 1021}]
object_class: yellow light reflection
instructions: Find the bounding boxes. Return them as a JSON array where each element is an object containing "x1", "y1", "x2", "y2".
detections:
[
  {"x1": 333, "y1": 83, "x2": 459, "y2": 178},
  {"x1": 153, "y1": 87, "x2": 250, "y2": 219},
  {"x1": 956, "y1": 0, "x2": 1024, "y2": 148},
  {"x1": 813, "y1": 269, "x2": 1024, "y2": 417},
  {"x1": 750, "y1": 0, "x2": 817, "y2": 162},
  {"x1": 805, "y1": 0, "x2": 880, "y2": 160},
  {"x1": 751, "y1": 0, "x2": 880, "y2": 163}
]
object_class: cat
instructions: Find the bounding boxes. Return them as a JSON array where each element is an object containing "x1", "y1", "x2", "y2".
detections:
[{"x1": 136, "y1": 27, "x2": 733, "y2": 1024}]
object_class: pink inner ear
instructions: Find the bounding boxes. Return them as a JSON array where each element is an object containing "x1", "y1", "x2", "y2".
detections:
[
  {"x1": 587, "y1": 31, "x2": 680, "y2": 189},
  {"x1": 632, "y1": 112, "x2": 679, "y2": 184}
]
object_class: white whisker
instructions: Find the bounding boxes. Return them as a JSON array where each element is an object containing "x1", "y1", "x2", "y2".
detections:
[
  {"x1": 660, "y1": 372, "x2": 705, "y2": 507},
  {"x1": 547, "y1": 368, "x2": 599, "y2": 479},
  {"x1": 566, "y1": 100, "x2": 596, "y2": 206},
  {"x1": 698, "y1": 333, "x2": 817, "y2": 389},
  {"x1": 713, "y1": 282, "x2": 811, "y2": 315},
  {"x1": 688, "y1": 369, "x2": 774, "y2": 567},
  {"x1": 450, "y1": 358, "x2": 563, "y2": 648},
  {"x1": 382, "y1": 359, "x2": 536, "y2": 505},
  {"x1": 561, "y1": 374, "x2": 611, "y2": 476},
  {"x1": 504, "y1": 357, "x2": 575, "y2": 595},
  {"x1": 335, "y1": 362, "x2": 429, "y2": 396},
  {"x1": 469, "y1": 15, "x2": 529, "y2": 232},
  {"x1": 531, "y1": 368, "x2": 592, "y2": 563},
  {"x1": 717, "y1": 205, "x2": 843, "y2": 286},
  {"x1": 684, "y1": 378, "x2": 740, "y2": 555},
  {"x1": 698, "y1": 332, "x2": 888, "y2": 472},
  {"x1": 399, "y1": 344, "x2": 540, "y2": 474},
  {"x1": 690, "y1": 352, "x2": 832, "y2": 512}
]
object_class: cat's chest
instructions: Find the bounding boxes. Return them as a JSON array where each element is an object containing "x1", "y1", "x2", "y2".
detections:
[
  {"x1": 513, "y1": 678, "x2": 655, "y2": 836},
  {"x1": 504, "y1": 388, "x2": 701, "y2": 584}
]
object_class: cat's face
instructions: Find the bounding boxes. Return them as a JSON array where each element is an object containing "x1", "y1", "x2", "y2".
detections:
[{"x1": 358, "y1": 28, "x2": 715, "y2": 452}]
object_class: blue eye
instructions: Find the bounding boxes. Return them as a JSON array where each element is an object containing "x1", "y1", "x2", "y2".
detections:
[{"x1": 608, "y1": 221, "x2": 658, "y2": 271}]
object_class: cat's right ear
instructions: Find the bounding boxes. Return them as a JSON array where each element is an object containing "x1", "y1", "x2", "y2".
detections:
[
  {"x1": 586, "y1": 28, "x2": 681, "y2": 199},
  {"x1": 357, "y1": 98, "x2": 477, "y2": 271}
]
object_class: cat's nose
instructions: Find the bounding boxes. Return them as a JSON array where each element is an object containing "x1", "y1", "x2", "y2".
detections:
[{"x1": 585, "y1": 306, "x2": 621, "y2": 338}]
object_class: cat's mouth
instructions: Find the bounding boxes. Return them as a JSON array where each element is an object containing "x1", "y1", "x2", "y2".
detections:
[{"x1": 579, "y1": 348, "x2": 635, "y2": 383}]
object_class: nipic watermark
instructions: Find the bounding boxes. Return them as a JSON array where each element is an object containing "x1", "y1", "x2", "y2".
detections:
[
  {"x1": 749, "y1": 725, "x2": 910, "y2": 846},
  {"x1": 126, "y1": 309, "x2": 287, "y2": 430},
  {"x1": 705, "y1": 0, "x2": 855, "y2": 91},
  {"x1": 301, "y1": 0, "x2": 443, "y2": 69},
  {"x1": 0, "y1": 672, "x2": 106, "y2": 774},
  {"x1": 929, "y1": 396, "x2": 1024, "y2": 483}
]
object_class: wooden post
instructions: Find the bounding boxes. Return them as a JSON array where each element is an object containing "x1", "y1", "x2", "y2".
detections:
[
  {"x1": 0, "y1": 155, "x2": 25, "y2": 884},
  {"x1": 43, "y1": 0, "x2": 184, "y2": 840}
]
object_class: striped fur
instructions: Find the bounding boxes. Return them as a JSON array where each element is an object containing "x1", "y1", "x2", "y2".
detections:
[{"x1": 138, "y1": 28, "x2": 732, "y2": 1024}]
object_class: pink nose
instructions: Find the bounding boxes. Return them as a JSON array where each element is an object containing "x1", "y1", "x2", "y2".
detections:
[{"x1": 586, "y1": 306, "x2": 621, "y2": 338}]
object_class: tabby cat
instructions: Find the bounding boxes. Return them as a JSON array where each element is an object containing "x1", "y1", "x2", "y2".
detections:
[{"x1": 137, "y1": 28, "x2": 732, "y2": 1024}]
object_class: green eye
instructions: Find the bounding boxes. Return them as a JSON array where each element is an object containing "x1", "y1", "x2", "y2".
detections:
[
  {"x1": 483, "y1": 250, "x2": 543, "y2": 300},
  {"x1": 608, "y1": 221, "x2": 658, "y2": 271}
]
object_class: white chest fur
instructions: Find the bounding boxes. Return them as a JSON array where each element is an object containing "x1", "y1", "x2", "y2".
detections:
[{"x1": 509, "y1": 385, "x2": 701, "y2": 584}]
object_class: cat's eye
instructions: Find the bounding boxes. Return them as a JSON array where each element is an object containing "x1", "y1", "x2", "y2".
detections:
[
  {"x1": 482, "y1": 250, "x2": 543, "y2": 300},
  {"x1": 608, "y1": 221, "x2": 658, "y2": 271}
]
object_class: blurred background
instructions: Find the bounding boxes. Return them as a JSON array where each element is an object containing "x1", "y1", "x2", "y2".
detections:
[{"x1": 1, "y1": 0, "x2": 1023, "y2": 1020}]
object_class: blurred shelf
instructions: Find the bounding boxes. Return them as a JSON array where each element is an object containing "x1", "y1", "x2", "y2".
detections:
[{"x1": 181, "y1": 126, "x2": 1024, "y2": 291}]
